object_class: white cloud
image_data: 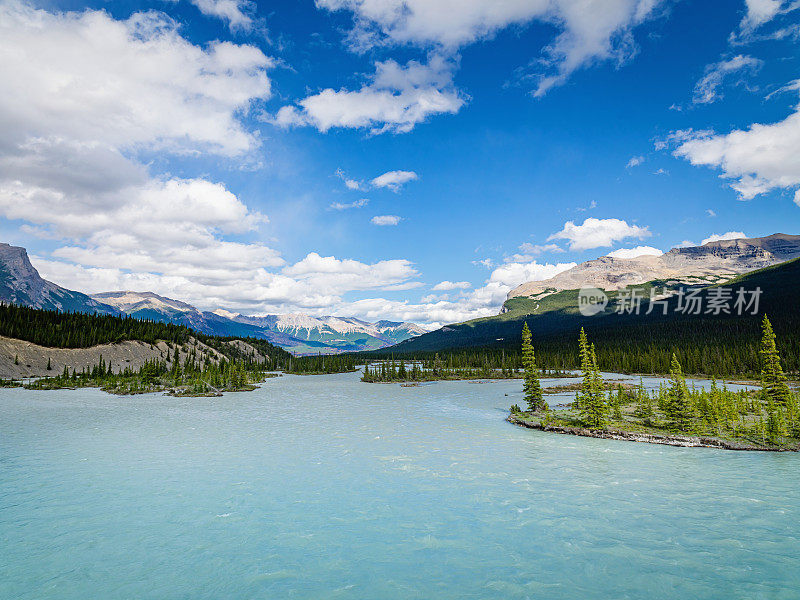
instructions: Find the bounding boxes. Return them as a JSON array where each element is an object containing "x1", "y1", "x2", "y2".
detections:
[
  {"x1": 337, "y1": 255, "x2": 575, "y2": 326},
  {"x1": 371, "y1": 215, "x2": 402, "y2": 226},
  {"x1": 548, "y1": 217, "x2": 651, "y2": 251},
  {"x1": 795, "y1": 189, "x2": 800, "y2": 207},
  {"x1": 473, "y1": 258, "x2": 495, "y2": 268},
  {"x1": 506, "y1": 242, "x2": 564, "y2": 262},
  {"x1": 190, "y1": 0, "x2": 253, "y2": 30},
  {"x1": 275, "y1": 55, "x2": 464, "y2": 134},
  {"x1": 488, "y1": 260, "x2": 577, "y2": 288},
  {"x1": 607, "y1": 245, "x2": 663, "y2": 259},
  {"x1": 518, "y1": 242, "x2": 564, "y2": 255},
  {"x1": 701, "y1": 231, "x2": 747, "y2": 245},
  {"x1": 692, "y1": 55, "x2": 762, "y2": 105},
  {"x1": 626, "y1": 155, "x2": 644, "y2": 168},
  {"x1": 317, "y1": 0, "x2": 665, "y2": 97},
  {"x1": 740, "y1": 0, "x2": 784, "y2": 31},
  {"x1": 706, "y1": 208, "x2": 717, "y2": 217},
  {"x1": 432, "y1": 280, "x2": 471, "y2": 291},
  {"x1": 330, "y1": 198, "x2": 369, "y2": 210},
  {"x1": 371, "y1": 170, "x2": 418, "y2": 190},
  {"x1": 0, "y1": 4, "x2": 272, "y2": 159},
  {"x1": 673, "y1": 99, "x2": 800, "y2": 199},
  {"x1": 335, "y1": 168, "x2": 364, "y2": 190}
]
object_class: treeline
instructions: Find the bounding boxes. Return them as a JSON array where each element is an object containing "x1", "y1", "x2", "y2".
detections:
[
  {"x1": 285, "y1": 353, "x2": 358, "y2": 374},
  {"x1": 361, "y1": 352, "x2": 569, "y2": 383},
  {"x1": 356, "y1": 318, "x2": 799, "y2": 379}
]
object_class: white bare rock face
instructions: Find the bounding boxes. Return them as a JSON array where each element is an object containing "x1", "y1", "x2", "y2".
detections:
[{"x1": 507, "y1": 234, "x2": 800, "y2": 299}]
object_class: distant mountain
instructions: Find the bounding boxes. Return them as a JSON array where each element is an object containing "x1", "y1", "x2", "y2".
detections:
[
  {"x1": 376, "y1": 234, "x2": 800, "y2": 357},
  {"x1": 92, "y1": 291, "x2": 426, "y2": 355},
  {"x1": 0, "y1": 244, "x2": 426, "y2": 355},
  {"x1": 508, "y1": 233, "x2": 800, "y2": 300},
  {"x1": 0, "y1": 243, "x2": 119, "y2": 315},
  {"x1": 215, "y1": 311, "x2": 428, "y2": 355},
  {"x1": 91, "y1": 291, "x2": 270, "y2": 340}
]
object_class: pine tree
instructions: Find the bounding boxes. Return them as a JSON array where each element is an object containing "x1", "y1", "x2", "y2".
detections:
[
  {"x1": 577, "y1": 330, "x2": 606, "y2": 429},
  {"x1": 575, "y1": 328, "x2": 591, "y2": 411},
  {"x1": 521, "y1": 322, "x2": 543, "y2": 411},
  {"x1": 634, "y1": 378, "x2": 654, "y2": 425},
  {"x1": 760, "y1": 315, "x2": 791, "y2": 407},
  {"x1": 665, "y1": 354, "x2": 694, "y2": 432}
]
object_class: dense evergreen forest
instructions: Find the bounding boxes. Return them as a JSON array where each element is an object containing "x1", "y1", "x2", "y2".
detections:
[
  {"x1": 0, "y1": 303, "x2": 193, "y2": 347},
  {"x1": 359, "y1": 259, "x2": 800, "y2": 378}
]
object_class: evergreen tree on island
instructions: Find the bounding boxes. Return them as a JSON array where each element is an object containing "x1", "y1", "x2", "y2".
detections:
[
  {"x1": 760, "y1": 315, "x2": 791, "y2": 407},
  {"x1": 577, "y1": 328, "x2": 606, "y2": 429},
  {"x1": 759, "y1": 315, "x2": 790, "y2": 438},
  {"x1": 521, "y1": 322, "x2": 544, "y2": 411},
  {"x1": 665, "y1": 354, "x2": 694, "y2": 431}
]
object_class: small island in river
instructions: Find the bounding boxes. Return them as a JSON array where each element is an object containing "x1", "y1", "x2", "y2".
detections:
[{"x1": 506, "y1": 319, "x2": 800, "y2": 452}]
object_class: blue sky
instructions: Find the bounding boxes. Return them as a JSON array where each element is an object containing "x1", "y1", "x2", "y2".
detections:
[{"x1": 1, "y1": 0, "x2": 799, "y2": 326}]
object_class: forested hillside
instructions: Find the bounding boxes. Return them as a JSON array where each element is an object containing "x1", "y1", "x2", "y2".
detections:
[{"x1": 362, "y1": 259, "x2": 800, "y2": 377}]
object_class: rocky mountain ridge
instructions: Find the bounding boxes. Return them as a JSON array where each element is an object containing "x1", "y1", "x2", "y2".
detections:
[
  {"x1": 0, "y1": 244, "x2": 119, "y2": 315},
  {"x1": 508, "y1": 234, "x2": 800, "y2": 300}
]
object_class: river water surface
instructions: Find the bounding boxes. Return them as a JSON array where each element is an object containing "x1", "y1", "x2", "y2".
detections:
[{"x1": 1, "y1": 371, "x2": 798, "y2": 599}]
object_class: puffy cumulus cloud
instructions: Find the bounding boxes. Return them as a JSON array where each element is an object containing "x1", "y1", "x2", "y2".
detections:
[
  {"x1": 190, "y1": 0, "x2": 254, "y2": 30},
  {"x1": 371, "y1": 170, "x2": 418, "y2": 190},
  {"x1": 548, "y1": 218, "x2": 651, "y2": 251},
  {"x1": 274, "y1": 55, "x2": 464, "y2": 134},
  {"x1": 487, "y1": 260, "x2": 577, "y2": 289},
  {"x1": 432, "y1": 280, "x2": 471, "y2": 291},
  {"x1": 371, "y1": 215, "x2": 402, "y2": 225},
  {"x1": 672, "y1": 101, "x2": 800, "y2": 199},
  {"x1": 283, "y1": 252, "x2": 417, "y2": 286},
  {"x1": 607, "y1": 245, "x2": 663, "y2": 259},
  {"x1": 36, "y1": 250, "x2": 424, "y2": 315},
  {"x1": 316, "y1": 0, "x2": 665, "y2": 96},
  {"x1": 692, "y1": 55, "x2": 762, "y2": 105},
  {"x1": 1, "y1": 178, "x2": 266, "y2": 241},
  {"x1": 0, "y1": 3, "x2": 273, "y2": 159},
  {"x1": 701, "y1": 231, "x2": 747, "y2": 245}
]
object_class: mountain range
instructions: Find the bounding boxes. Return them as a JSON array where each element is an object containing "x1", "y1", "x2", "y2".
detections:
[{"x1": 0, "y1": 244, "x2": 425, "y2": 355}]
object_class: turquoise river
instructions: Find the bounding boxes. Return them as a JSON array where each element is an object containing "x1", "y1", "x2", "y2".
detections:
[{"x1": 1, "y1": 371, "x2": 798, "y2": 599}]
